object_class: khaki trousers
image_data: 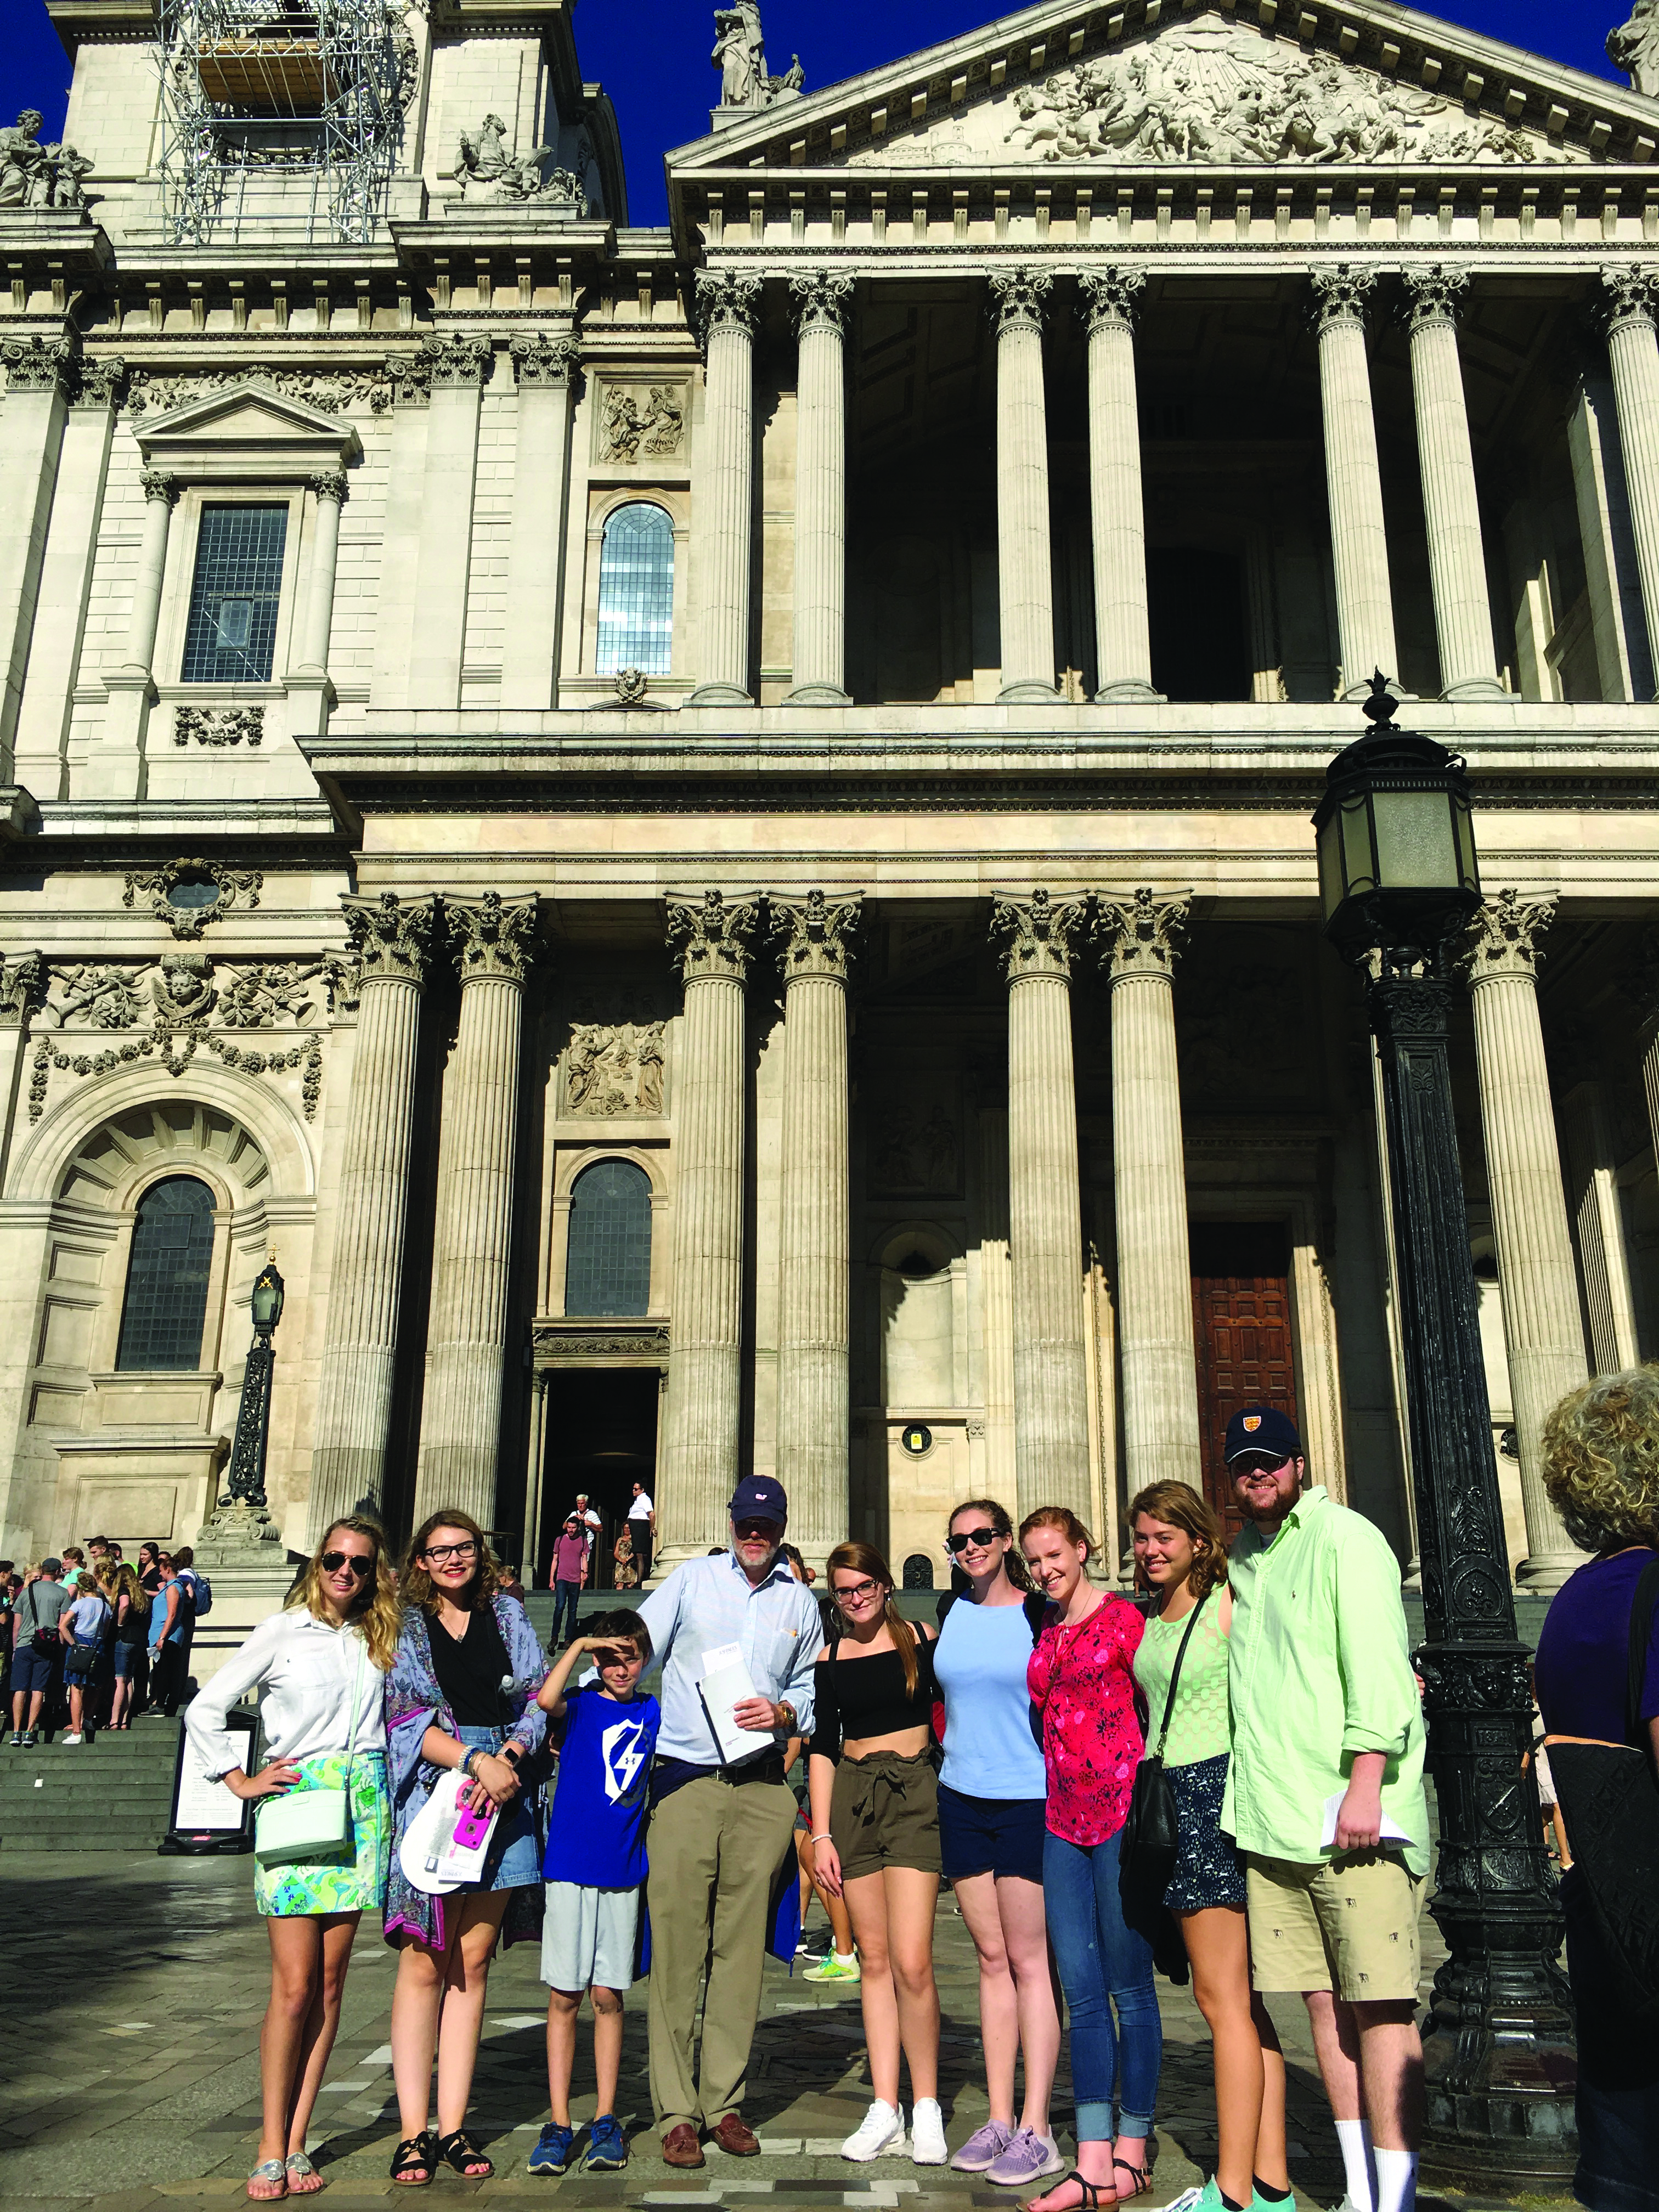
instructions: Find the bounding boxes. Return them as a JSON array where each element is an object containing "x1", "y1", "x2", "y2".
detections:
[{"x1": 646, "y1": 1774, "x2": 798, "y2": 2136}]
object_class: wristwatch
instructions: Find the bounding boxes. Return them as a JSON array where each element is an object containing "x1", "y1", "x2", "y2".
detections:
[{"x1": 776, "y1": 1701, "x2": 798, "y2": 1733}]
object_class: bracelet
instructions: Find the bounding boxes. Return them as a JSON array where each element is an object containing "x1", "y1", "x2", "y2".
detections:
[{"x1": 811, "y1": 1832, "x2": 832, "y2": 1843}]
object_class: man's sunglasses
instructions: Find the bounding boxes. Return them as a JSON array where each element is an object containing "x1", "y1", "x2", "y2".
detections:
[
  {"x1": 1231, "y1": 1453, "x2": 1295, "y2": 1476},
  {"x1": 945, "y1": 1526, "x2": 999, "y2": 1555},
  {"x1": 320, "y1": 1550, "x2": 375, "y2": 1579}
]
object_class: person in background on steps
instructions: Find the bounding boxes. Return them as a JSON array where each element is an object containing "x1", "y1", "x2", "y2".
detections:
[
  {"x1": 1020, "y1": 1507, "x2": 1160, "y2": 2212},
  {"x1": 627, "y1": 1481, "x2": 656, "y2": 1583},
  {"x1": 550, "y1": 1516, "x2": 589, "y2": 1647},
  {"x1": 185, "y1": 1516, "x2": 398, "y2": 2202},
  {"x1": 107, "y1": 1560, "x2": 147, "y2": 1731},
  {"x1": 58, "y1": 1570, "x2": 112, "y2": 1743},
  {"x1": 808, "y1": 1539, "x2": 946, "y2": 2166},
  {"x1": 10, "y1": 1557, "x2": 71, "y2": 1747},
  {"x1": 1128, "y1": 1481, "x2": 1291, "y2": 2212},
  {"x1": 1222, "y1": 1407, "x2": 1428, "y2": 2212},
  {"x1": 527, "y1": 1611, "x2": 661, "y2": 2179},
  {"x1": 147, "y1": 1551, "x2": 194, "y2": 1717},
  {"x1": 934, "y1": 1500, "x2": 1063, "y2": 2193}
]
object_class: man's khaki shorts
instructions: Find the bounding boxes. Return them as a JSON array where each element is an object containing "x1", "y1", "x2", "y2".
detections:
[{"x1": 1244, "y1": 1848, "x2": 1425, "y2": 2002}]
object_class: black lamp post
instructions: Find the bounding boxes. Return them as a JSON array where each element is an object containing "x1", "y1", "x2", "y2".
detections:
[
  {"x1": 223, "y1": 1257, "x2": 285, "y2": 1513},
  {"x1": 1313, "y1": 676, "x2": 1576, "y2": 2185}
]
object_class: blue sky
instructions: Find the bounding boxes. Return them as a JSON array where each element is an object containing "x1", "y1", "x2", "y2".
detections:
[{"x1": 7, "y1": 0, "x2": 1621, "y2": 229}]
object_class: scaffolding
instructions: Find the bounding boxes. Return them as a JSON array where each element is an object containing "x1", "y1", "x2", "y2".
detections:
[{"x1": 156, "y1": 0, "x2": 409, "y2": 246}]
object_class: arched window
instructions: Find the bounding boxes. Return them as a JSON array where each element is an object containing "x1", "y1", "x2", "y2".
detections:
[
  {"x1": 116, "y1": 1176, "x2": 217, "y2": 1371},
  {"x1": 565, "y1": 1159, "x2": 652, "y2": 1317},
  {"x1": 596, "y1": 503, "x2": 674, "y2": 675}
]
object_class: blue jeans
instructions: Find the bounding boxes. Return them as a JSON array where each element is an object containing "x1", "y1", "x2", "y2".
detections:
[
  {"x1": 1043, "y1": 1827, "x2": 1163, "y2": 2145},
  {"x1": 551, "y1": 1580, "x2": 582, "y2": 1646}
]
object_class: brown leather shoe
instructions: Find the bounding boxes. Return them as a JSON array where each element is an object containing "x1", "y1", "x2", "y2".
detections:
[
  {"x1": 708, "y1": 2114, "x2": 760, "y2": 2158},
  {"x1": 661, "y1": 2125, "x2": 705, "y2": 2169}
]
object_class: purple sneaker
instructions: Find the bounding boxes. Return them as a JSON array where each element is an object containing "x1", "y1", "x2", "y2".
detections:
[
  {"x1": 984, "y1": 2130, "x2": 1065, "y2": 2188},
  {"x1": 950, "y1": 2121, "x2": 1015, "y2": 2174}
]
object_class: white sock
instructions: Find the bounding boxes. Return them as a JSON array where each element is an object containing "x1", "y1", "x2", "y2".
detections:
[
  {"x1": 1372, "y1": 2148, "x2": 1417, "y2": 2212},
  {"x1": 1334, "y1": 2120, "x2": 1376, "y2": 2212},
  {"x1": 834, "y1": 1951, "x2": 856, "y2": 1966}
]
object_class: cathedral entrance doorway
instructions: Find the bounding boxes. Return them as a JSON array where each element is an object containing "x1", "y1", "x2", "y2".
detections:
[
  {"x1": 538, "y1": 1367, "x2": 659, "y2": 1592},
  {"x1": 1189, "y1": 1220, "x2": 1299, "y2": 1537}
]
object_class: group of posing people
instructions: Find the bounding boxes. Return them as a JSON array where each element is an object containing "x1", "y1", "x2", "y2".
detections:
[
  {"x1": 5, "y1": 1537, "x2": 205, "y2": 1743},
  {"x1": 185, "y1": 1365, "x2": 1659, "y2": 2212}
]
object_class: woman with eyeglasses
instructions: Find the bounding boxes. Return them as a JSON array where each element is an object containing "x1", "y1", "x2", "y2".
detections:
[
  {"x1": 933, "y1": 1499, "x2": 1063, "y2": 2192},
  {"x1": 384, "y1": 1508, "x2": 550, "y2": 2188},
  {"x1": 808, "y1": 1541, "x2": 945, "y2": 2164},
  {"x1": 184, "y1": 1516, "x2": 399, "y2": 2200}
]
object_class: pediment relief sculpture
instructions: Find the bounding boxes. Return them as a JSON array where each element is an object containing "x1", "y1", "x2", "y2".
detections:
[
  {"x1": 563, "y1": 1022, "x2": 667, "y2": 1118},
  {"x1": 128, "y1": 366, "x2": 392, "y2": 418}
]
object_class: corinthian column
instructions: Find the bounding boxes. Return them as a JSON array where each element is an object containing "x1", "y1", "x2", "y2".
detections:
[
  {"x1": 503, "y1": 333, "x2": 579, "y2": 709},
  {"x1": 991, "y1": 889, "x2": 1092, "y2": 1519},
  {"x1": 1403, "y1": 267, "x2": 1504, "y2": 701},
  {"x1": 0, "y1": 336, "x2": 71, "y2": 774},
  {"x1": 690, "y1": 274, "x2": 762, "y2": 706},
  {"x1": 1462, "y1": 890, "x2": 1587, "y2": 1589},
  {"x1": 785, "y1": 274, "x2": 853, "y2": 705},
  {"x1": 1601, "y1": 264, "x2": 1659, "y2": 693},
  {"x1": 414, "y1": 891, "x2": 539, "y2": 1529},
  {"x1": 1078, "y1": 269, "x2": 1160, "y2": 703},
  {"x1": 309, "y1": 893, "x2": 438, "y2": 1543},
  {"x1": 657, "y1": 891, "x2": 759, "y2": 1559},
  {"x1": 772, "y1": 890, "x2": 861, "y2": 1561},
  {"x1": 1097, "y1": 889, "x2": 1203, "y2": 1493},
  {"x1": 990, "y1": 272, "x2": 1061, "y2": 703},
  {"x1": 409, "y1": 335, "x2": 492, "y2": 710},
  {"x1": 1311, "y1": 266, "x2": 1398, "y2": 696}
]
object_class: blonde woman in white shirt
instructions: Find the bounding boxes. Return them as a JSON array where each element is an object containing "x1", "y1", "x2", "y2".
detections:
[{"x1": 186, "y1": 1516, "x2": 400, "y2": 2202}]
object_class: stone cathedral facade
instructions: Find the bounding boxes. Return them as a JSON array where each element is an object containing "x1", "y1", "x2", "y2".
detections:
[{"x1": 2, "y1": 0, "x2": 1658, "y2": 1665}]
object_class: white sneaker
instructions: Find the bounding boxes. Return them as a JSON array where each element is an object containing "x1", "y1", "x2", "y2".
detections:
[
  {"x1": 910, "y1": 2098, "x2": 947, "y2": 2165},
  {"x1": 841, "y1": 2101, "x2": 905, "y2": 2162},
  {"x1": 61, "y1": 1733, "x2": 83, "y2": 1745}
]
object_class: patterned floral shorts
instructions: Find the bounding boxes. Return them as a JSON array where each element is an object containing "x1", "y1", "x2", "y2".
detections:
[
  {"x1": 1165, "y1": 1751, "x2": 1247, "y2": 1913},
  {"x1": 254, "y1": 1750, "x2": 391, "y2": 1918}
]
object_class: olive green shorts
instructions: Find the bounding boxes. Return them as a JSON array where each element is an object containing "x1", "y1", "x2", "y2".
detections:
[
  {"x1": 1245, "y1": 1848, "x2": 1425, "y2": 2002},
  {"x1": 830, "y1": 1749, "x2": 942, "y2": 1882}
]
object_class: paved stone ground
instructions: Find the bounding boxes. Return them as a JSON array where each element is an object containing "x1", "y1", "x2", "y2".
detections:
[{"x1": 0, "y1": 1853, "x2": 1555, "y2": 2212}]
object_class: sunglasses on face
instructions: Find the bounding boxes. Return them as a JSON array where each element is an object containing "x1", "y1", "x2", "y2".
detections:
[
  {"x1": 320, "y1": 1550, "x2": 374, "y2": 1579},
  {"x1": 733, "y1": 1519, "x2": 779, "y2": 1540},
  {"x1": 421, "y1": 1539, "x2": 478, "y2": 1565},
  {"x1": 833, "y1": 1577, "x2": 882, "y2": 1606},
  {"x1": 945, "y1": 1526, "x2": 999, "y2": 1555},
  {"x1": 1232, "y1": 1454, "x2": 1293, "y2": 1477}
]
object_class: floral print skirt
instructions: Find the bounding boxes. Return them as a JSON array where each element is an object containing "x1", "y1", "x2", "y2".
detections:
[
  {"x1": 1165, "y1": 1751, "x2": 1247, "y2": 1913},
  {"x1": 254, "y1": 1750, "x2": 391, "y2": 1918}
]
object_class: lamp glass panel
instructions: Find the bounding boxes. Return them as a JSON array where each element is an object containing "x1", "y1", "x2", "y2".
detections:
[
  {"x1": 252, "y1": 1273, "x2": 283, "y2": 1328},
  {"x1": 1371, "y1": 789, "x2": 1459, "y2": 889},
  {"x1": 1338, "y1": 793, "x2": 1377, "y2": 897},
  {"x1": 1316, "y1": 811, "x2": 1344, "y2": 921}
]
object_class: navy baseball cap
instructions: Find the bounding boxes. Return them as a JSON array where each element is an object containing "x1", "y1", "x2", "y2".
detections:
[
  {"x1": 729, "y1": 1477, "x2": 788, "y2": 1526},
  {"x1": 1224, "y1": 1406, "x2": 1303, "y2": 1464}
]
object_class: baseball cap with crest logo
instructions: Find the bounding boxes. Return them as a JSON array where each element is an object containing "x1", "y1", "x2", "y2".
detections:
[{"x1": 1223, "y1": 1404, "x2": 1302, "y2": 1464}]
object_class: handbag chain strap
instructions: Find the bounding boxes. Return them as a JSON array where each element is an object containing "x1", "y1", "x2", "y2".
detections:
[{"x1": 1152, "y1": 1588, "x2": 1211, "y2": 1762}]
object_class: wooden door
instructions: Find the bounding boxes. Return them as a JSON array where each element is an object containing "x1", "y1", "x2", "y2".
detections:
[{"x1": 1189, "y1": 1221, "x2": 1298, "y2": 1533}]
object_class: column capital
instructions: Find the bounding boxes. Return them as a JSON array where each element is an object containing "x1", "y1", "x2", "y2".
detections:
[
  {"x1": 772, "y1": 888, "x2": 861, "y2": 981},
  {"x1": 1310, "y1": 263, "x2": 1379, "y2": 331},
  {"x1": 510, "y1": 331, "x2": 581, "y2": 387},
  {"x1": 419, "y1": 334, "x2": 494, "y2": 389},
  {"x1": 72, "y1": 353, "x2": 127, "y2": 410},
  {"x1": 1, "y1": 334, "x2": 75, "y2": 396},
  {"x1": 789, "y1": 270, "x2": 853, "y2": 335},
  {"x1": 1095, "y1": 888, "x2": 1192, "y2": 979},
  {"x1": 1462, "y1": 887, "x2": 1557, "y2": 985},
  {"x1": 1077, "y1": 266, "x2": 1146, "y2": 333},
  {"x1": 140, "y1": 466, "x2": 180, "y2": 506},
  {"x1": 696, "y1": 270, "x2": 763, "y2": 343},
  {"x1": 991, "y1": 888, "x2": 1089, "y2": 981},
  {"x1": 989, "y1": 268, "x2": 1053, "y2": 335},
  {"x1": 1601, "y1": 261, "x2": 1659, "y2": 334},
  {"x1": 308, "y1": 469, "x2": 349, "y2": 505},
  {"x1": 1402, "y1": 262, "x2": 1470, "y2": 331},
  {"x1": 667, "y1": 889, "x2": 760, "y2": 981},
  {"x1": 341, "y1": 890, "x2": 438, "y2": 988},
  {"x1": 0, "y1": 951, "x2": 45, "y2": 1029},
  {"x1": 445, "y1": 889, "x2": 539, "y2": 983}
]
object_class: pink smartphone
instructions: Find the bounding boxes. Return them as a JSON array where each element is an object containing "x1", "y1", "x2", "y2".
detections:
[{"x1": 453, "y1": 1802, "x2": 493, "y2": 1852}]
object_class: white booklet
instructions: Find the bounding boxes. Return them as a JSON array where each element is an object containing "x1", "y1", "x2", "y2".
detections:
[
  {"x1": 699, "y1": 1639, "x2": 762, "y2": 1764},
  {"x1": 1320, "y1": 1789, "x2": 1414, "y2": 1850}
]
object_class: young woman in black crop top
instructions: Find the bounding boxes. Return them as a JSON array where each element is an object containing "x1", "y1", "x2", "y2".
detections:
[{"x1": 808, "y1": 1541, "x2": 945, "y2": 2167}]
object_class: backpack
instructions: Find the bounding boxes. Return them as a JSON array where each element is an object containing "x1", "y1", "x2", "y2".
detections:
[{"x1": 179, "y1": 1567, "x2": 213, "y2": 1617}]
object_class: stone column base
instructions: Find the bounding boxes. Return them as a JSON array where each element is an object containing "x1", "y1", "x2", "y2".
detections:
[
  {"x1": 188, "y1": 1504, "x2": 301, "y2": 1684},
  {"x1": 1093, "y1": 678, "x2": 1166, "y2": 703},
  {"x1": 1439, "y1": 676, "x2": 1510, "y2": 702},
  {"x1": 782, "y1": 682, "x2": 852, "y2": 706},
  {"x1": 1514, "y1": 1550, "x2": 1583, "y2": 1595},
  {"x1": 686, "y1": 681, "x2": 754, "y2": 707},
  {"x1": 997, "y1": 679, "x2": 1063, "y2": 704}
]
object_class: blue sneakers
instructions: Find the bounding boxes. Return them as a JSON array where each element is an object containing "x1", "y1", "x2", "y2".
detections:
[
  {"x1": 585, "y1": 2114, "x2": 629, "y2": 2171},
  {"x1": 528, "y1": 2123, "x2": 575, "y2": 2176}
]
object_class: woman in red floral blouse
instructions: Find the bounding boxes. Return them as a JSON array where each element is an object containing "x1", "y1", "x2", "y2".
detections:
[{"x1": 1021, "y1": 1507, "x2": 1162, "y2": 2212}]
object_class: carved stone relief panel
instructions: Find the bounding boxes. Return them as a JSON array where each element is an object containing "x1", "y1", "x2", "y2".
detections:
[
  {"x1": 562, "y1": 1022, "x2": 668, "y2": 1118},
  {"x1": 595, "y1": 382, "x2": 687, "y2": 465},
  {"x1": 864, "y1": 1075, "x2": 962, "y2": 1198},
  {"x1": 1176, "y1": 929, "x2": 1315, "y2": 1107}
]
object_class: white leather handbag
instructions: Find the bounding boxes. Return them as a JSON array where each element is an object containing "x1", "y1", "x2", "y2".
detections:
[
  {"x1": 254, "y1": 1634, "x2": 366, "y2": 1868},
  {"x1": 398, "y1": 1765, "x2": 500, "y2": 1894}
]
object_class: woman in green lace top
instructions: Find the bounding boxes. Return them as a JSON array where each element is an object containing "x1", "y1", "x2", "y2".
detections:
[{"x1": 1128, "y1": 1481, "x2": 1291, "y2": 2212}]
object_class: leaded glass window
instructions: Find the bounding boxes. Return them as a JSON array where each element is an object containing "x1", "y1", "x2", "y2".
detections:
[
  {"x1": 180, "y1": 505, "x2": 288, "y2": 684},
  {"x1": 116, "y1": 1177, "x2": 217, "y2": 1372},
  {"x1": 595, "y1": 503, "x2": 674, "y2": 675},
  {"x1": 564, "y1": 1159, "x2": 652, "y2": 1318}
]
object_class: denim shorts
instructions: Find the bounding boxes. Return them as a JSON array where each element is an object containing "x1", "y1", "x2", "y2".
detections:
[
  {"x1": 112, "y1": 1640, "x2": 142, "y2": 1681},
  {"x1": 455, "y1": 1724, "x2": 543, "y2": 1891},
  {"x1": 12, "y1": 1643, "x2": 63, "y2": 1695},
  {"x1": 938, "y1": 1782, "x2": 1047, "y2": 1883}
]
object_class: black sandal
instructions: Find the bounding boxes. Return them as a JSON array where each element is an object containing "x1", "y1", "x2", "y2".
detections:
[
  {"x1": 1023, "y1": 2174, "x2": 1105, "y2": 2212},
  {"x1": 436, "y1": 2130, "x2": 493, "y2": 2180},
  {"x1": 389, "y1": 2134, "x2": 436, "y2": 2187},
  {"x1": 1112, "y1": 2157, "x2": 1154, "y2": 2202}
]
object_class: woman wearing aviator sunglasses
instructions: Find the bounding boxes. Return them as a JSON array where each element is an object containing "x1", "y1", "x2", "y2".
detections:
[{"x1": 184, "y1": 1516, "x2": 400, "y2": 2200}]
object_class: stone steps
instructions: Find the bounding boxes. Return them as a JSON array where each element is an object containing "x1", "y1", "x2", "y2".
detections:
[{"x1": 0, "y1": 1722, "x2": 183, "y2": 1850}]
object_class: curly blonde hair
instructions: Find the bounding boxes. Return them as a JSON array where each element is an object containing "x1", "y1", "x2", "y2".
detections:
[
  {"x1": 1540, "y1": 1365, "x2": 1659, "y2": 1556},
  {"x1": 286, "y1": 1516, "x2": 401, "y2": 1672},
  {"x1": 399, "y1": 1507, "x2": 504, "y2": 1617}
]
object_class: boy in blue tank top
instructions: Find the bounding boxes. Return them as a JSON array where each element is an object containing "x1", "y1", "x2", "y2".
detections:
[{"x1": 529, "y1": 1609, "x2": 661, "y2": 2177}]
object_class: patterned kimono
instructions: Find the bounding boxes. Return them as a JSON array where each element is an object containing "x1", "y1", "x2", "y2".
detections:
[{"x1": 383, "y1": 1593, "x2": 550, "y2": 1951}]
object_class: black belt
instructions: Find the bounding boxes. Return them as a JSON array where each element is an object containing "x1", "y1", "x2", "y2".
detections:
[{"x1": 651, "y1": 1751, "x2": 787, "y2": 1805}]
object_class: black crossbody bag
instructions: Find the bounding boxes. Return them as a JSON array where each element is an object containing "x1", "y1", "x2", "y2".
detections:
[{"x1": 1118, "y1": 1589, "x2": 1210, "y2": 1983}]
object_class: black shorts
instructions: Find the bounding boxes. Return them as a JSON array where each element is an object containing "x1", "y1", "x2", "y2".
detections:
[{"x1": 937, "y1": 1782, "x2": 1046, "y2": 1884}]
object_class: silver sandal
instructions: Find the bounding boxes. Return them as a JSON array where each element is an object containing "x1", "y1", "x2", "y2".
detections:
[
  {"x1": 247, "y1": 2158, "x2": 288, "y2": 2199},
  {"x1": 285, "y1": 2153, "x2": 320, "y2": 2188}
]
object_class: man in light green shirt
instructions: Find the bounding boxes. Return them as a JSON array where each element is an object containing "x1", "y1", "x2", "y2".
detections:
[{"x1": 1221, "y1": 1404, "x2": 1427, "y2": 2212}]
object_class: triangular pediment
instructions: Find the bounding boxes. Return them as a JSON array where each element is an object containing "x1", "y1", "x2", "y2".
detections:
[
  {"x1": 134, "y1": 381, "x2": 362, "y2": 472},
  {"x1": 667, "y1": 0, "x2": 1657, "y2": 179}
]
